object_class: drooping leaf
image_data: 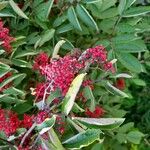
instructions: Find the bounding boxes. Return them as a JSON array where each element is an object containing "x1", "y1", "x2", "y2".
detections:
[
  {"x1": 105, "y1": 81, "x2": 129, "y2": 98},
  {"x1": 76, "y1": 4, "x2": 99, "y2": 32},
  {"x1": 72, "y1": 117, "x2": 125, "y2": 130},
  {"x1": 62, "y1": 73, "x2": 86, "y2": 116},
  {"x1": 67, "y1": 6, "x2": 82, "y2": 31},
  {"x1": 9, "y1": 0, "x2": 29, "y2": 19},
  {"x1": 52, "y1": 40, "x2": 66, "y2": 59},
  {"x1": 116, "y1": 52, "x2": 143, "y2": 73},
  {"x1": 63, "y1": 129, "x2": 102, "y2": 149}
]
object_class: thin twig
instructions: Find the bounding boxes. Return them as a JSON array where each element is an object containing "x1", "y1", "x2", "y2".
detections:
[{"x1": 20, "y1": 123, "x2": 36, "y2": 147}]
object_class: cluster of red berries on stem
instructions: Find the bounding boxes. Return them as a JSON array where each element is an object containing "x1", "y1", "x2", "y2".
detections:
[
  {"x1": 33, "y1": 46, "x2": 114, "y2": 102},
  {"x1": 0, "y1": 19, "x2": 14, "y2": 53}
]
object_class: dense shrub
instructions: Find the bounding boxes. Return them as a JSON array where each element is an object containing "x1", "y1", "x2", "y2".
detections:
[{"x1": 0, "y1": 0, "x2": 150, "y2": 149}]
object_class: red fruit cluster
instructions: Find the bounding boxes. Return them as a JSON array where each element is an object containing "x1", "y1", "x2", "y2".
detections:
[
  {"x1": 35, "y1": 110, "x2": 49, "y2": 124},
  {"x1": 33, "y1": 46, "x2": 114, "y2": 101},
  {"x1": 85, "y1": 106, "x2": 105, "y2": 118},
  {"x1": 0, "y1": 72, "x2": 12, "y2": 92},
  {"x1": 0, "y1": 19, "x2": 14, "y2": 53},
  {"x1": 0, "y1": 109, "x2": 33, "y2": 136},
  {"x1": 33, "y1": 52, "x2": 49, "y2": 74}
]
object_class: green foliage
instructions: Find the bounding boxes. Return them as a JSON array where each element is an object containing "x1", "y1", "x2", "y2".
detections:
[{"x1": 0, "y1": 0, "x2": 150, "y2": 149}]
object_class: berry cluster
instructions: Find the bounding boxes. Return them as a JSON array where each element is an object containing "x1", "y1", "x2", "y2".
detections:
[
  {"x1": 0, "y1": 109, "x2": 33, "y2": 136},
  {"x1": 0, "y1": 19, "x2": 14, "y2": 53},
  {"x1": 33, "y1": 46, "x2": 114, "y2": 101}
]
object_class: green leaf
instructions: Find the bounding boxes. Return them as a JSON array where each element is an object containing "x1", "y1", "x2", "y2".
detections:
[
  {"x1": 112, "y1": 34, "x2": 140, "y2": 44},
  {"x1": 12, "y1": 59, "x2": 32, "y2": 68},
  {"x1": 46, "y1": 89, "x2": 62, "y2": 105},
  {"x1": 118, "y1": 0, "x2": 126, "y2": 15},
  {"x1": 83, "y1": 86, "x2": 95, "y2": 111},
  {"x1": 115, "y1": 73, "x2": 132, "y2": 78},
  {"x1": 9, "y1": 0, "x2": 29, "y2": 19},
  {"x1": 100, "y1": 0, "x2": 117, "y2": 11},
  {"x1": 125, "y1": 0, "x2": 137, "y2": 10},
  {"x1": 0, "y1": 49, "x2": 5, "y2": 55},
  {"x1": 114, "y1": 40, "x2": 147, "y2": 53},
  {"x1": 118, "y1": 122, "x2": 134, "y2": 133},
  {"x1": 132, "y1": 79, "x2": 146, "y2": 86},
  {"x1": 35, "y1": 0, "x2": 54, "y2": 22},
  {"x1": 106, "y1": 81, "x2": 129, "y2": 98},
  {"x1": 57, "y1": 24, "x2": 73, "y2": 34},
  {"x1": 36, "y1": 116, "x2": 56, "y2": 135},
  {"x1": 91, "y1": 143, "x2": 104, "y2": 150},
  {"x1": 53, "y1": 15, "x2": 67, "y2": 27},
  {"x1": 72, "y1": 117, "x2": 125, "y2": 130},
  {"x1": 116, "y1": 52, "x2": 143, "y2": 73},
  {"x1": 98, "y1": 8, "x2": 118, "y2": 19},
  {"x1": 76, "y1": 4, "x2": 99, "y2": 32},
  {"x1": 123, "y1": 6, "x2": 150, "y2": 17},
  {"x1": 48, "y1": 128, "x2": 65, "y2": 150},
  {"x1": 0, "y1": 11, "x2": 15, "y2": 17},
  {"x1": 0, "y1": 73, "x2": 26, "y2": 89},
  {"x1": 52, "y1": 40, "x2": 66, "y2": 59},
  {"x1": 116, "y1": 23, "x2": 137, "y2": 33},
  {"x1": 127, "y1": 131, "x2": 144, "y2": 144},
  {"x1": 0, "y1": 1, "x2": 8, "y2": 11},
  {"x1": 0, "y1": 94, "x2": 24, "y2": 104},
  {"x1": 72, "y1": 102, "x2": 85, "y2": 113},
  {"x1": 38, "y1": 29, "x2": 55, "y2": 47},
  {"x1": 67, "y1": 6, "x2": 82, "y2": 31},
  {"x1": 13, "y1": 73, "x2": 26, "y2": 86},
  {"x1": 83, "y1": 0, "x2": 102, "y2": 4},
  {"x1": 116, "y1": 133, "x2": 127, "y2": 143},
  {"x1": 62, "y1": 73, "x2": 86, "y2": 116},
  {"x1": 63, "y1": 129, "x2": 102, "y2": 149},
  {"x1": 13, "y1": 50, "x2": 38, "y2": 58},
  {"x1": 12, "y1": 102, "x2": 33, "y2": 114},
  {"x1": 3, "y1": 87, "x2": 25, "y2": 97},
  {"x1": 0, "y1": 64, "x2": 11, "y2": 78}
]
